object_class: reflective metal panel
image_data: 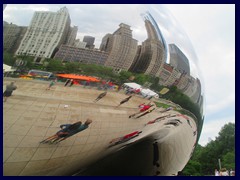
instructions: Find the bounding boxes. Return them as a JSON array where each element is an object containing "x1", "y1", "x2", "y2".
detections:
[{"x1": 3, "y1": 4, "x2": 204, "y2": 176}]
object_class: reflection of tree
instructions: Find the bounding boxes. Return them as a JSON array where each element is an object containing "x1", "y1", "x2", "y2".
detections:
[{"x1": 162, "y1": 86, "x2": 202, "y2": 127}]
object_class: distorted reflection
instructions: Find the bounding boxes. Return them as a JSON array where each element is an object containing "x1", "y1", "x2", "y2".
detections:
[{"x1": 3, "y1": 4, "x2": 204, "y2": 176}]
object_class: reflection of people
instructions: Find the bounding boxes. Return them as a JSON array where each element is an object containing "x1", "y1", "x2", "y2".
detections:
[
  {"x1": 160, "y1": 107, "x2": 173, "y2": 113},
  {"x1": 3, "y1": 82, "x2": 17, "y2": 102},
  {"x1": 40, "y1": 119, "x2": 93, "y2": 144},
  {"x1": 116, "y1": 95, "x2": 132, "y2": 107},
  {"x1": 64, "y1": 79, "x2": 71, "y2": 86},
  {"x1": 94, "y1": 91, "x2": 107, "y2": 102},
  {"x1": 129, "y1": 104, "x2": 154, "y2": 118},
  {"x1": 109, "y1": 131, "x2": 142, "y2": 147},
  {"x1": 69, "y1": 79, "x2": 74, "y2": 87},
  {"x1": 46, "y1": 79, "x2": 56, "y2": 90}
]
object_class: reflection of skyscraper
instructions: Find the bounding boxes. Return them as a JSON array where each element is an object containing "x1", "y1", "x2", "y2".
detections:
[
  {"x1": 15, "y1": 7, "x2": 71, "y2": 62},
  {"x1": 100, "y1": 33, "x2": 112, "y2": 52},
  {"x1": 169, "y1": 44, "x2": 190, "y2": 75},
  {"x1": 83, "y1": 36, "x2": 95, "y2": 49},
  {"x1": 102, "y1": 23, "x2": 138, "y2": 72},
  {"x1": 158, "y1": 63, "x2": 181, "y2": 87},
  {"x1": 3, "y1": 22, "x2": 27, "y2": 53},
  {"x1": 66, "y1": 26, "x2": 78, "y2": 46},
  {"x1": 130, "y1": 15, "x2": 166, "y2": 77}
]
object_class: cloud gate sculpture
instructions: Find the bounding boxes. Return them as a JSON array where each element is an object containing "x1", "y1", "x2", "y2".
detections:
[{"x1": 3, "y1": 5, "x2": 204, "y2": 176}]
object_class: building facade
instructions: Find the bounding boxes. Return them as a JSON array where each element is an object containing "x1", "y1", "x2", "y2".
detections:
[
  {"x1": 74, "y1": 39, "x2": 87, "y2": 49},
  {"x1": 3, "y1": 22, "x2": 27, "y2": 54},
  {"x1": 158, "y1": 63, "x2": 181, "y2": 87},
  {"x1": 169, "y1": 44, "x2": 190, "y2": 75},
  {"x1": 102, "y1": 23, "x2": 138, "y2": 72},
  {"x1": 83, "y1": 36, "x2": 95, "y2": 49},
  {"x1": 66, "y1": 26, "x2": 78, "y2": 46},
  {"x1": 15, "y1": 7, "x2": 71, "y2": 62},
  {"x1": 54, "y1": 44, "x2": 109, "y2": 65},
  {"x1": 130, "y1": 12, "x2": 166, "y2": 78}
]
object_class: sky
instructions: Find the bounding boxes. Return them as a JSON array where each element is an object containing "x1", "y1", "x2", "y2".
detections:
[{"x1": 3, "y1": 4, "x2": 235, "y2": 146}]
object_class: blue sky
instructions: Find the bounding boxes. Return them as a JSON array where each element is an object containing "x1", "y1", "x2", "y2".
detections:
[{"x1": 3, "y1": 4, "x2": 235, "y2": 146}]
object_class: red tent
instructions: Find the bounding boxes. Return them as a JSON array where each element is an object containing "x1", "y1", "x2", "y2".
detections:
[{"x1": 56, "y1": 74, "x2": 100, "y2": 82}]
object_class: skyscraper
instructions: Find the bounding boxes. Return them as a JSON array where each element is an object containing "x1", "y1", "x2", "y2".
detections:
[
  {"x1": 130, "y1": 12, "x2": 166, "y2": 77},
  {"x1": 3, "y1": 22, "x2": 27, "y2": 53},
  {"x1": 102, "y1": 23, "x2": 138, "y2": 72},
  {"x1": 169, "y1": 44, "x2": 190, "y2": 75},
  {"x1": 83, "y1": 36, "x2": 95, "y2": 49},
  {"x1": 15, "y1": 7, "x2": 71, "y2": 62},
  {"x1": 66, "y1": 26, "x2": 78, "y2": 46}
]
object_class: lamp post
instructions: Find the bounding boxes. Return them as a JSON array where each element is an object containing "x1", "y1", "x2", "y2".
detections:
[{"x1": 218, "y1": 158, "x2": 221, "y2": 170}]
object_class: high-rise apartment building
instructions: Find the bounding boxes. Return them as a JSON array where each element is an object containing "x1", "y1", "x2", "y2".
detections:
[
  {"x1": 102, "y1": 23, "x2": 138, "y2": 72},
  {"x1": 66, "y1": 26, "x2": 78, "y2": 46},
  {"x1": 3, "y1": 22, "x2": 27, "y2": 53},
  {"x1": 83, "y1": 36, "x2": 95, "y2": 49},
  {"x1": 169, "y1": 44, "x2": 190, "y2": 75},
  {"x1": 130, "y1": 12, "x2": 166, "y2": 77},
  {"x1": 15, "y1": 7, "x2": 71, "y2": 62}
]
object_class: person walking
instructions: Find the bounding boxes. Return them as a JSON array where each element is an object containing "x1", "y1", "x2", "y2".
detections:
[
  {"x1": 64, "y1": 79, "x2": 71, "y2": 86},
  {"x1": 69, "y1": 79, "x2": 74, "y2": 87},
  {"x1": 129, "y1": 104, "x2": 154, "y2": 118},
  {"x1": 46, "y1": 79, "x2": 56, "y2": 90},
  {"x1": 3, "y1": 81, "x2": 17, "y2": 102},
  {"x1": 94, "y1": 91, "x2": 107, "y2": 103},
  {"x1": 116, "y1": 95, "x2": 132, "y2": 107}
]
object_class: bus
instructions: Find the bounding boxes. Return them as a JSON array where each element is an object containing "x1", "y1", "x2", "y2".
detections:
[{"x1": 28, "y1": 70, "x2": 54, "y2": 79}]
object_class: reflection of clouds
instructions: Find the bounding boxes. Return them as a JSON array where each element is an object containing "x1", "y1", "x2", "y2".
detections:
[{"x1": 148, "y1": 5, "x2": 201, "y2": 80}]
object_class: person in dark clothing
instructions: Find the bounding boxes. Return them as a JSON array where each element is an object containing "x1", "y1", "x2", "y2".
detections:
[
  {"x1": 64, "y1": 79, "x2": 71, "y2": 86},
  {"x1": 3, "y1": 82, "x2": 17, "y2": 102},
  {"x1": 94, "y1": 91, "x2": 107, "y2": 103},
  {"x1": 116, "y1": 95, "x2": 132, "y2": 107},
  {"x1": 69, "y1": 79, "x2": 74, "y2": 87},
  {"x1": 40, "y1": 119, "x2": 93, "y2": 144}
]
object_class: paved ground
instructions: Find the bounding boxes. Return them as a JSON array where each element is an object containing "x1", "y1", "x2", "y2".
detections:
[{"x1": 3, "y1": 78, "x2": 197, "y2": 176}]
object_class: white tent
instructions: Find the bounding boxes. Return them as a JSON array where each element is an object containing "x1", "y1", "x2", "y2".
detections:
[
  {"x1": 123, "y1": 82, "x2": 142, "y2": 89},
  {"x1": 141, "y1": 88, "x2": 159, "y2": 98},
  {"x1": 3, "y1": 64, "x2": 16, "y2": 72},
  {"x1": 123, "y1": 82, "x2": 159, "y2": 98}
]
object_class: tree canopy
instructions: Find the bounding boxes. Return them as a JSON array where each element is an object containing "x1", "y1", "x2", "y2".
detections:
[{"x1": 182, "y1": 122, "x2": 235, "y2": 176}]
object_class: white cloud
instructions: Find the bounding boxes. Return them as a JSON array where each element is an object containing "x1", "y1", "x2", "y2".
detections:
[{"x1": 199, "y1": 116, "x2": 235, "y2": 146}]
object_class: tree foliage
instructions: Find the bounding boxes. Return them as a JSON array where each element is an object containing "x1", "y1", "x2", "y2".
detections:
[
  {"x1": 182, "y1": 123, "x2": 235, "y2": 176},
  {"x1": 3, "y1": 51, "x2": 16, "y2": 66}
]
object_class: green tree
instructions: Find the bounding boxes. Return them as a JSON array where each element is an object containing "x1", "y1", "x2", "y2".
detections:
[
  {"x1": 3, "y1": 51, "x2": 16, "y2": 66},
  {"x1": 222, "y1": 151, "x2": 235, "y2": 170},
  {"x1": 46, "y1": 59, "x2": 65, "y2": 72}
]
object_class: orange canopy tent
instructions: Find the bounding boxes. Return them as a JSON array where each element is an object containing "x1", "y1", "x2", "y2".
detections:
[{"x1": 56, "y1": 74, "x2": 100, "y2": 82}]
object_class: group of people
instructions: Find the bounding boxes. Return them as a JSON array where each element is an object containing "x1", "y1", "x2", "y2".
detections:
[{"x1": 215, "y1": 168, "x2": 235, "y2": 176}]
